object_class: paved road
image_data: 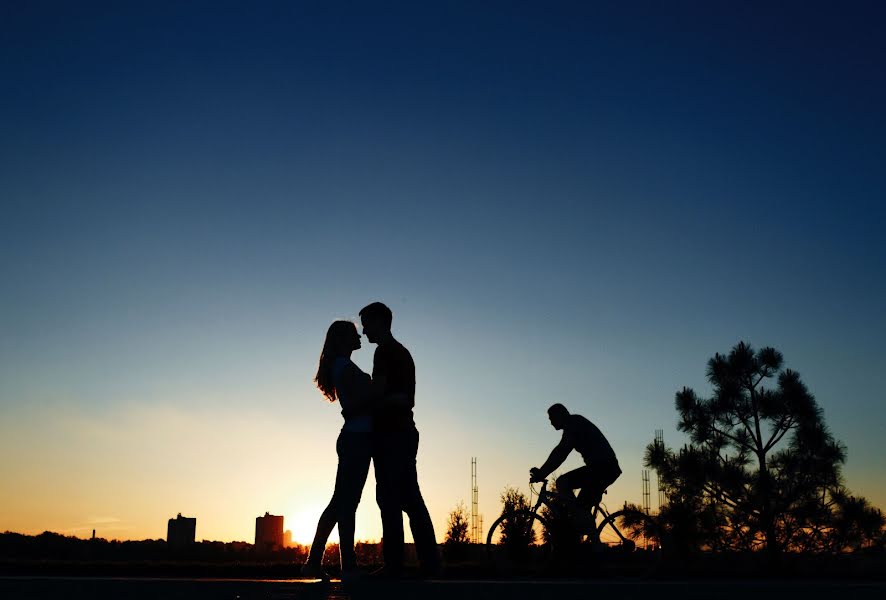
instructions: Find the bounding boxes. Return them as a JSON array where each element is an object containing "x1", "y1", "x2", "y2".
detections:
[{"x1": 2, "y1": 577, "x2": 884, "y2": 600}]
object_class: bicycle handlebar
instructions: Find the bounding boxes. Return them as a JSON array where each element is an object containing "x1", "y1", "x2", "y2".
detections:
[{"x1": 529, "y1": 478, "x2": 549, "y2": 512}]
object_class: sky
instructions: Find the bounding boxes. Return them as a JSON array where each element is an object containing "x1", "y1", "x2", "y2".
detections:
[{"x1": 1, "y1": 1, "x2": 884, "y2": 544}]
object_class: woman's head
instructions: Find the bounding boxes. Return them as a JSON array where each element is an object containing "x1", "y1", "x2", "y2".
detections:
[
  {"x1": 323, "y1": 320, "x2": 361, "y2": 356},
  {"x1": 314, "y1": 320, "x2": 361, "y2": 401}
]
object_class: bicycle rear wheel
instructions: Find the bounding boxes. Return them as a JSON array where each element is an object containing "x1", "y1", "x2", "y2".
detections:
[
  {"x1": 595, "y1": 509, "x2": 663, "y2": 579},
  {"x1": 485, "y1": 509, "x2": 551, "y2": 575}
]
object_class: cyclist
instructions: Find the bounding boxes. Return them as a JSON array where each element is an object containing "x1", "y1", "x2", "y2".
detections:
[{"x1": 529, "y1": 403, "x2": 622, "y2": 510}]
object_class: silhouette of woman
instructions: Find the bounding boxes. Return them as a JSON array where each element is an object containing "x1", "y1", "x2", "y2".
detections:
[{"x1": 301, "y1": 320, "x2": 373, "y2": 580}]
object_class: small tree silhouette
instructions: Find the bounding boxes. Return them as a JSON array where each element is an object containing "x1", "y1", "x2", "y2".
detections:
[
  {"x1": 646, "y1": 341, "x2": 884, "y2": 555},
  {"x1": 445, "y1": 502, "x2": 470, "y2": 545},
  {"x1": 540, "y1": 476, "x2": 576, "y2": 545},
  {"x1": 498, "y1": 486, "x2": 535, "y2": 548},
  {"x1": 443, "y1": 502, "x2": 470, "y2": 560}
]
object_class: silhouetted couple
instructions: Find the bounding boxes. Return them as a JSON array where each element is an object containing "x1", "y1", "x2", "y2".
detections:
[{"x1": 302, "y1": 302, "x2": 439, "y2": 581}]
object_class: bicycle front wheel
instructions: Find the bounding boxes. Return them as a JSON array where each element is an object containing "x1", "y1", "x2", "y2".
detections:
[
  {"x1": 485, "y1": 509, "x2": 551, "y2": 574},
  {"x1": 596, "y1": 509, "x2": 663, "y2": 579}
]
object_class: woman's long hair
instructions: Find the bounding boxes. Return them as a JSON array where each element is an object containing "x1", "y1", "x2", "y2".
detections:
[{"x1": 314, "y1": 320, "x2": 357, "y2": 402}]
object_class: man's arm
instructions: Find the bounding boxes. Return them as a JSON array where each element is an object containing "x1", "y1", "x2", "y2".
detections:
[
  {"x1": 369, "y1": 345, "x2": 411, "y2": 408},
  {"x1": 369, "y1": 373, "x2": 387, "y2": 403},
  {"x1": 370, "y1": 347, "x2": 387, "y2": 403},
  {"x1": 534, "y1": 435, "x2": 572, "y2": 480}
]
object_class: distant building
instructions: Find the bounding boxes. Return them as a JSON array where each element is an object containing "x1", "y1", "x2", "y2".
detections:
[
  {"x1": 283, "y1": 529, "x2": 293, "y2": 548},
  {"x1": 255, "y1": 512, "x2": 284, "y2": 551},
  {"x1": 167, "y1": 513, "x2": 196, "y2": 546}
]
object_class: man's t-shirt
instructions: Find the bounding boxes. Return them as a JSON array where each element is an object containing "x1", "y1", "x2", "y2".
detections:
[
  {"x1": 372, "y1": 339, "x2": 416, "y2": 432},
  {"x1": 561, "y1": 414, "x2": 620, "y2": 471}
]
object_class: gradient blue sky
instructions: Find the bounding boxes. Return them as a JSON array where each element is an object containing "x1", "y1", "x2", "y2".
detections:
[{"x1": 1, "y1": 1, "x2": 884, "y2": 543}]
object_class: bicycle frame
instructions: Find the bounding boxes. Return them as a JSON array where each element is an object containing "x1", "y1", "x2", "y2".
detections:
[
  {"x1": 488, "y1": 479, "x2": 664, "y2": 578},
  {"x1": 531, "y1": 479, "x2": 611, "y2": 540}
]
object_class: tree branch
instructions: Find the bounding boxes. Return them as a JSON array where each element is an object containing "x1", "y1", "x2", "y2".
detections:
[
  {"x1": 754, "y1": 370, "x2": 769, "y2": 389},
  {"x1": 710, "y1": 423, "x2": 755, "y2": 455},
  {"x1": 730, "y1": 396, "x2": 759, "y2": 450},
  {"x1": 747, "y1": 381, "x2": 766, "y2": 469},
  {"x1": 702, "y1": 483, "x2": 741, "y2": 510},
  {"x1": 763, "y1": 417, "x2": 794, "y2": 453}
]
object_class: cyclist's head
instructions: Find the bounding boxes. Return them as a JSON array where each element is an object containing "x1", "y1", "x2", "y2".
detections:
[{"x1": 547, "y1": 403, "x2": 570, "y2": 430}]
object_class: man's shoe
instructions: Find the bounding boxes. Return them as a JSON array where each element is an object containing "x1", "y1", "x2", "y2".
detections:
[
  {"x1": 300, "y1": 562, "x2": 328, "y2": 580},
  {"x1": 368, "y1": 565, "x2": 404, "y2": 580},
  {"x1": 419, "y1": 561, "x2": 442, "y2": 579},
  {"x1": 341, "y1": 567, "x2": 364, "y2": 584}
]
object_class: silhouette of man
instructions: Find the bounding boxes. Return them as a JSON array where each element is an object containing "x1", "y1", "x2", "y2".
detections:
[
  {"x1": 530, "y1": 403, "x2": 622, "y2": 508},
  {"x1": 359, "y1": 301, "x2": 439, "y2": 576}
]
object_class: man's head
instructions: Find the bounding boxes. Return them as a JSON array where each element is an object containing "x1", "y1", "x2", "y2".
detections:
[
  {"x1": 547, "y1": 403, "x2": 570, "y2": 430},
  {"x1": 359, "y1": 301, "x2": 393, "y2": 344}
]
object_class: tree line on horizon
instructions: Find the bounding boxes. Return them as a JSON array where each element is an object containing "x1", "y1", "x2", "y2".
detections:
[{"x1": 0, "y1": 530, "x2": 389, "y2": 566}]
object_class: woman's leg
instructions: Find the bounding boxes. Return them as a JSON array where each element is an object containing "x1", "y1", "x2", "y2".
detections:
[
  {"x1": 333, "y1": 432, "x2": 372, "y2": 570},
  {"x1": 305, "y1": 499, "x2": 336, "y2": 566}
]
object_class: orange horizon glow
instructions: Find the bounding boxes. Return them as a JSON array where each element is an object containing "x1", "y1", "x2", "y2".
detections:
[{"x1": 3, "y1": 389, "x2": 884, "y2": 546}]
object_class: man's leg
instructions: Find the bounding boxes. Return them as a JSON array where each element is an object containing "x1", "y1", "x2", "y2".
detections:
[
  {"x1": 398, "y1": 429, "x2": 440, "y2": 570},
  {"x1": 576, "y1": 465, "x2": 621, "y2": 509},
  {"x1": 373, "y1": 434, "x2": 404, "y2": 571},
  {"x1": 555, "y1": 466, "x2": 591, "y2": 500}
]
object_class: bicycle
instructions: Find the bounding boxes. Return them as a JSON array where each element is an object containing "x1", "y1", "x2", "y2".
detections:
[{"x1": 485, "y1": 479, "x2": 664, "y2": 578}]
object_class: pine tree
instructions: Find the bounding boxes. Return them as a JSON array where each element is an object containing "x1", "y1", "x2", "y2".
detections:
[{"x1": 646, "y1": 341, "x2": 883, "y2": 554}]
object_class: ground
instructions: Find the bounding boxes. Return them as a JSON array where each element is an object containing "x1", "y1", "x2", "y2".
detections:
[{"x1": 1, "y1": 577, "x2": 885, "y2": 600}]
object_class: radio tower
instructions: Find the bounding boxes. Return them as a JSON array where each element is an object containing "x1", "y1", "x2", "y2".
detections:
[
  {"x1": 655, "y1": 429, "x2": 665, "y2": 511},
  {"x1": 642, "y1": 469, "x2": 651, "y2": 515},
  {"x1": 471, "y1": 457, "x2": 479, "y2": 544}
]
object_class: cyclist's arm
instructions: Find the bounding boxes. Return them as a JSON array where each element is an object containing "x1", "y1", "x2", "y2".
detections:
[{"x1": 537, "y1": 436, "x2": 571, "y2": 479}]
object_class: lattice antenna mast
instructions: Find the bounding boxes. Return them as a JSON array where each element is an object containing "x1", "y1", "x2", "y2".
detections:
[
  {"x1": 471, "y1": 457, "x2": 479, "y2": 544},
  {"x1": 655, "y1": 429, "x2": 665, "y2": 511},
  {"x1": 642, "y1": 469, "x2": 651, "y2": 515},
  {"x1": 478, "y1": 514, "x2": 483, "y2": 544}
]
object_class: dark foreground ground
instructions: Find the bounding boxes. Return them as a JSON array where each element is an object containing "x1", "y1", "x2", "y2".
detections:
[{"x1": 1, "y1": 577, "x2": 885, "y2": 600}]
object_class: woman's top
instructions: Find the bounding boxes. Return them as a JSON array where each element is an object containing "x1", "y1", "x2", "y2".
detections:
[{"x1": 331, "y1": 356, "x2": 373, "y2": 433}]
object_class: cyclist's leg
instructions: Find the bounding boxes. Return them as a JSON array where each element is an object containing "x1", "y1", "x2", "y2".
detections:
[
  {"x1": 555, "y1": 466, "x2": 592, "y2": 499},
  {"x1": 552, "y1": 467, "x2": 595, "y2": 565},
  {"x1": 576, "y1": 464, "x2": 621, "y2": 508}
]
